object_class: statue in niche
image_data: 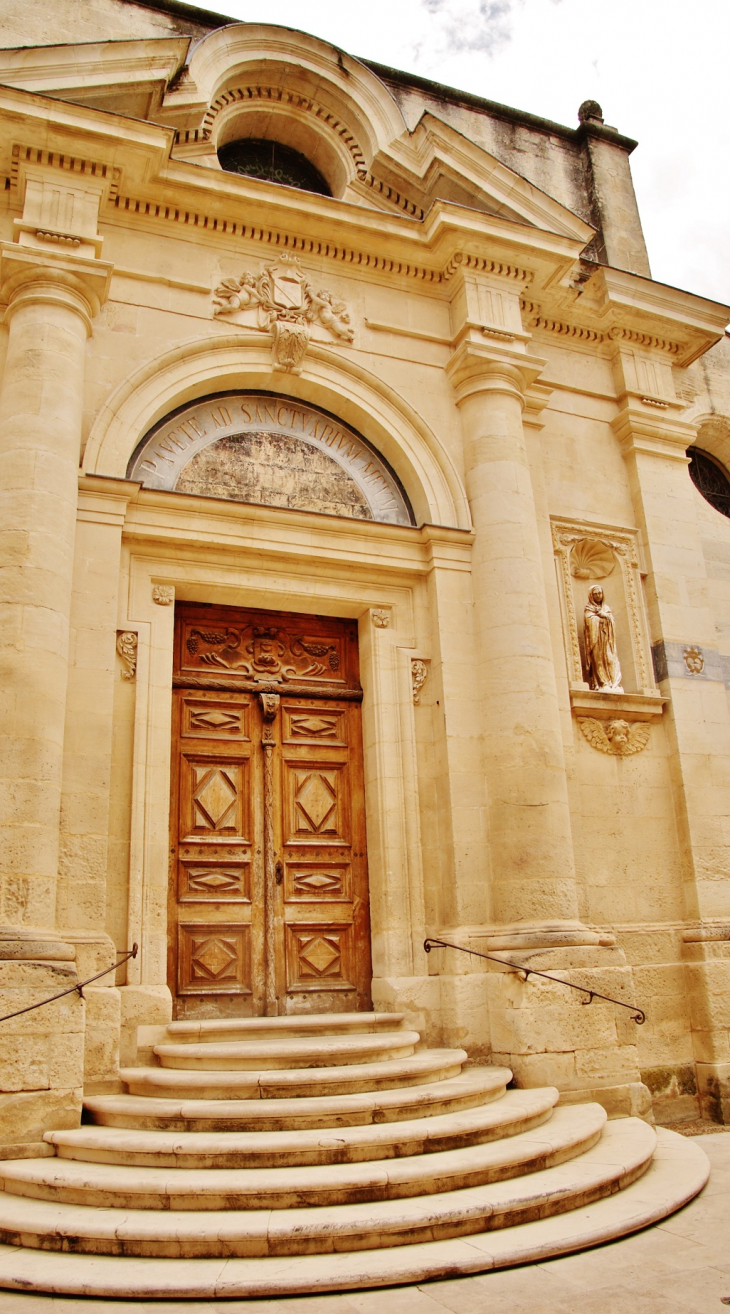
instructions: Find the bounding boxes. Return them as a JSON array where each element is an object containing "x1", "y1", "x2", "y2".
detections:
[{"x1": 583, "y1": 585, "x2": 623, "y2": 691}]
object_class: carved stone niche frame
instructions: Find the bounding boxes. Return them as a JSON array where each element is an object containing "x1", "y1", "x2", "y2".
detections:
[{"x1": 551, "y1": 517, "x2": 665, "y2": 723}]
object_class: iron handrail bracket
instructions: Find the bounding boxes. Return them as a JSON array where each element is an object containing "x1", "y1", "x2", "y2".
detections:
[
  {"x1": 0, "y1": 944, "x2": 139, "y2": 1024},
  {"x1": 423, "y1": 936, "x2": 645, "y2": 1024}
]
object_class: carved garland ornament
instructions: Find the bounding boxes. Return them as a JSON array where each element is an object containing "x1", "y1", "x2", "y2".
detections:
[{"x1": 212, "y1": 253, "x2": 354, "y2": 373}]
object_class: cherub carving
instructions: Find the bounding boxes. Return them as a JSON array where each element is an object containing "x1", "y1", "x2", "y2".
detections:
[{"x1": 577, "y1": 717, "x2": 651, "y2": 755}]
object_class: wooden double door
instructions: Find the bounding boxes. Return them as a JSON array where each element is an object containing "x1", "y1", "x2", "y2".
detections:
[{"x1": 169, "y1": 605, "x2": 372, "y2": 1018}]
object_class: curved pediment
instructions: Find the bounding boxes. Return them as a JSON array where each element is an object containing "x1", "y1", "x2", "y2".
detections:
[{"x1": 128, "y1": 393, "x2": 414, "y2": 527}]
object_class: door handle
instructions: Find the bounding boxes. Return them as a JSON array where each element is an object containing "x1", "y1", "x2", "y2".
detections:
[{"x1": 275, "y1": 859, "x2": 284, "y2": 885}]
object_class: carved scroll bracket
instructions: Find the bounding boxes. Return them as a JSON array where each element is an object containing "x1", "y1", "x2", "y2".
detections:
[
  {"x1": 411, "y1": 658, "x2": 429, "y2": 704},
  {"x1": 116, "y1": 630, "x2": 138, "y2": 681}
]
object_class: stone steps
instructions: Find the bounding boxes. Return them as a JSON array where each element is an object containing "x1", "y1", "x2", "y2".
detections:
[
  {"x1": 11, "y1": 1104, "x2": 603, "y2": 1210},
  {"x1": 0, "y1": 1116, "x2": 654, "y2": 1257},
  {"x1": 153, "y1": 1029, "x2": 421, "y2": 1070},
  {"x1": 0, "y1": 1011, "x2": 710, "y2": 1297},
  {"x1": 83, "y1": 1066, "x2": 511, "y2": 1132},
  {"x1": 119, "y1": 1047, "x2": 467, "y2": 1100},
  {"x1": 0, "y1": 1130, "x2": 705, "y2": 1299},
  {"x1": 49, "y1": 1085, "x2": 558, "y2": 1166}
]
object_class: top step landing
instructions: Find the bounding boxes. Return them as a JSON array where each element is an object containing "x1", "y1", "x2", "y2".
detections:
[{"x1": 166, "y1": 1012, "x2": 406, "y2": 1044}]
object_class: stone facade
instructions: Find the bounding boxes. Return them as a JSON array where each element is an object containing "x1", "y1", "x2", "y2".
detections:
[{"x1": 1, "y1": 0, "x2": 730, "y2": 1144}]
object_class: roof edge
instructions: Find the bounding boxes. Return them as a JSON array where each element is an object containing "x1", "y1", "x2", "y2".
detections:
[
  {"x1": 365, "y1": 59, "x2": 638, "y2": 154},
  {"x1": 118, "y1": 0, "x2": 232, "y2": 30}
]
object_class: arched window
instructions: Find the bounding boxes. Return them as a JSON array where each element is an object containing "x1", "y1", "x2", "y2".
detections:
[
  {"x1": 218, "y1": 138, "x2": 331, "y2": 196},
  {"x1": 687, "y1": 446, "x2": 730, "y2": 518}
]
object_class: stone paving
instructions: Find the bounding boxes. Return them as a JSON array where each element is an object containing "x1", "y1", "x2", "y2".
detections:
[{"x1": 0, "y1": 1131, "x2": 727, "y2": 1314}]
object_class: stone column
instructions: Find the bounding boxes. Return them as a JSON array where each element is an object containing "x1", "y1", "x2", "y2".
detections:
[
  {"x1": 0, "y1": 245, "x2": 111, "y2": 1144},
  {"x1": 443, "y1": 314, "x2": 646, "y2": 1117},
  {"x1": 448, "y1": 345, "x2": 583, "y2": 942},
  {"x1": 614, "y1": 389, "x2": 730, "y2": 1122}
]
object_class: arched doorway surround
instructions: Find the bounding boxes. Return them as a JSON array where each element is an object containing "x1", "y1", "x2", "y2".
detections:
[{"x1": 83, "y1": 332, "x2": 477, "y2": 1025}]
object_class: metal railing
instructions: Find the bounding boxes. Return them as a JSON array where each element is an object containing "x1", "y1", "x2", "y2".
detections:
[
  {"x1": 0, "y1": 944, "x2": 138, "y2": 1024},
  {"x1": 424, "y1": 936, "x2": 645, "y2": 1024}
]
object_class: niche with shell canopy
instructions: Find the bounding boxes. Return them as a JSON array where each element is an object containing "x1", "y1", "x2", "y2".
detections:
[{"x1": 551, "y1": 519, "x2": 662, "y2": 717}]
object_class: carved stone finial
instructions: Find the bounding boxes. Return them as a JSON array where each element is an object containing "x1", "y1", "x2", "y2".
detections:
[
  {"x1": 584, "y1": 585, "x2": 623, "y2": 691},
  {"x1": 152, "y1": 584, "x2": 174, "y2": 606},
  {"x1": 116, "y1": 631, "x2": 138, "y2": 680},
  {"x1": 411, "y1": 659, "x2": 429, "y2": 704},
  {"x1": 211, "y1": 256, "x2": 354, "y2": 374},
  {"x1": 578, "y1": 717, "x2": 650, "y2": 755},
  {"x1": 683, "y1": 645, "x2": 704, "y2": 675},
  {"x1": 371, "y1": 609, "x2": 390, "y2": 629},
  {"x1": 578, "y1": 100, "x2": 604, "y2": 124}
]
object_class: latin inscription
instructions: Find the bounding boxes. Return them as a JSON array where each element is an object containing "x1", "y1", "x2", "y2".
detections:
[{"x1": 128, "y1": 394, "x2": 411, "y2": 526}]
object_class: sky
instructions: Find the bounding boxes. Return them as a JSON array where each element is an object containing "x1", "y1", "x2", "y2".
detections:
[{"x1": 205, "y1": 0, "x2": 730, "y2": 306}]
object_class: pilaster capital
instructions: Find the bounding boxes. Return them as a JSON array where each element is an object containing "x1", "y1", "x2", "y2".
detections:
[
  {"x1": 446, "y1": 337, "x2": 548, "y2": 409},
  {"x1": 611, "y1": 403, "x2": 698, "y2": 463},
  {"x1": 0, "y1": 243, "x2": 113, "y2": 334}
]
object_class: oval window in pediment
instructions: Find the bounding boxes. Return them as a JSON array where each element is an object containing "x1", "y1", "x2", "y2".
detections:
[{"x1": 218, "y1": 138, "x2": 332, "y2": 197}]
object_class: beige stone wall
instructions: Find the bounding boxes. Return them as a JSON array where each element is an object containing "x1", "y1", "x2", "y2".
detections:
[
  {"x1": 1, "y1": 4, "x2": 730, "y2": 1133},
  {"x1": 0, "y1": 0, "x2": 213, "y2": 48}
]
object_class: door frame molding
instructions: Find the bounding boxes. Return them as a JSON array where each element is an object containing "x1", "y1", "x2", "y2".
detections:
[{"x1": 117, "y1": 516, "x2": 471, "y2": 1009}]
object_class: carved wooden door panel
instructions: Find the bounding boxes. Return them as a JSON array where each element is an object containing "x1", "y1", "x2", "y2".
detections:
[
  {"x1": 170, "y1": 690, "x2": 261, "y2": 1018},
  {"x1": 276, "y1": 697, "x2": 370, "y2": 1012},
  {"x1": 170, "y1": 605, "x2": 371, "y2": 1018}
]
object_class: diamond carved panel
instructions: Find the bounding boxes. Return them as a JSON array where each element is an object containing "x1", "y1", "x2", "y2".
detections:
[
  {"x1": 286, "y1": 925, "x2": 353, "y2": 992},
  {"x1": 288, "y1": 865, "x2": 347, "y2": 901},
  {"x1": 284, "y1": 709, "x2": 345, "y2": 743},
  {"x1": 187, "y1": 761, "x2": 245, "y2": 835},
  {"x1": 180, "y1": 862, "x2": 250, "y2": 902},
  {"x1": 183, "y1": 700, "x2": 249, "y2": 738},
  {"x1": 178, "y1": 924, "x2": 251, "y2": 995},
  {"x1": 293, "y1": 769, "x2": 338, "y2": 834}
]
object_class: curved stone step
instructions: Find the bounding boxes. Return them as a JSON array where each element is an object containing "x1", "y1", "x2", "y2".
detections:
[
  {"x1": 49, "y1": 1086, "x2": 557, "y2": 1168},
  {"x1": 85, "y1": 1067, "x2": 511, "y2": 1132},
  {"x1": 153, "y1": 1030, "x2": 421, "y2": 1071},
  {"x1": 19, "y1": 1105, "x2": 602, "y2": 1210},
  {"x1": 166, "y1": 1013, "x2": 406, "y2": 1043},
  {"x1": 0, "y1": 1116, "x2": 654, "y2": 1257},
  {"x1": 0, "y1": 1130, "x2": 704, "y2": 1298},
  {"x1": 120, "y1": 1048, "x2": 467, "y2": 1100}
]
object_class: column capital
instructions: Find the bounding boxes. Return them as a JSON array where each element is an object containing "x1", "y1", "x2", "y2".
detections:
[
  {"x1": 0, "y1": 243, "x2": 113, "y2": 333},
  {"x1": 611, "y1": 403, "x2": 698, "y2": 462},
  {"x1": 446, "y1": 337, "x2": 548, "y2": 407}
]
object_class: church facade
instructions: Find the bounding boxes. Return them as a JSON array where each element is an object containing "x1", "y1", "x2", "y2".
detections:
[{"x1": 2, "y1": 0, "x2": 730, "y2": 1160}]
